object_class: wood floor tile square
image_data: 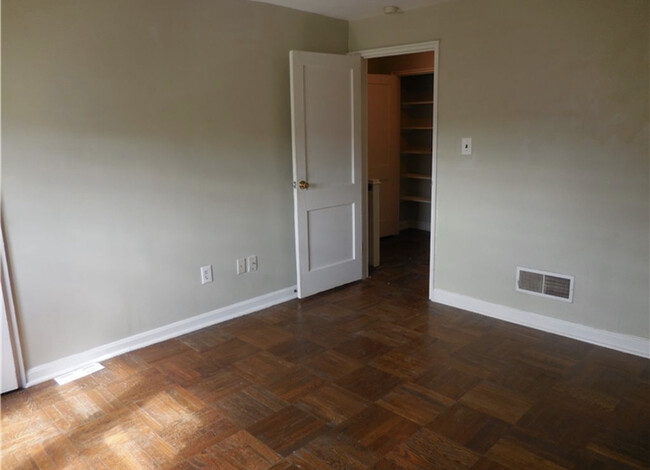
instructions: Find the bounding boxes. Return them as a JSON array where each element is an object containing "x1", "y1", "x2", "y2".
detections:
[
  {"x1": 578, "y1": 362, "x2": 650, "y2": 404},
  {"x1": 157, "y1": 409, "x2": 238, "y2": 458},
  {"x1": 192, "y1": 430, "x2": 282, "y2": 470},
  {"x1": 488, "y1": 362, "x2": 558, "y2": 401},
  {"x1": 219, "y1": 316, "x2": 266, "y2": 335},
  {"x1": 136, "y1": 385, "x2": 207, "y2": 429},
  {"x1": 279, "y1": 315, "x2": 351, "y2": 348},
  {"x1": 334, "y1": 336, "x2": 394, "y2": 363},
  {"x1": 292, "y1": 432, "x2": 381, "y2": 470},
  {"x1": 256, "y1": 305, "x2": 301, "y2": 325},
  {"x1": 153, "y1": 349, "x2": 204, "y2": 385},
  {"x1": 232, "y1": 324, "x2": 294, "y2": 350},
  {"x1": 586, "y1": 427, "x2": 650, "y2": 470},
  {"x1": 549, "y1": 381, "x2": 619, "y2": 414},
  {"x1": 485, "y1": 438, "x2": 569, "y2": 470},
  {"x1": 28, "y1": 377, "x2": 100, "y2": 409},
  {"x1": 418, "y1": 321, "x2": 479, "y2": 348},
  {"x1": 356, "y1": 321, "x2": 422, "y2": 347},
  {"x1": 377, "y1": 382, "x2": 453, "y2": 425},
  {"x1": 34, "y1": 435, "x2": 87, "y2": 470},
  {"x1": 179, "y1": 326, "x2": 234, "y2": 352},
  {"x1": 247, "y1": 406, "x2": 325, "y2": 457},
  {"x1": 268, "y1": 461, "x2": 301, "y2": 470},
  {"x1": 336, "y1": 365, "x2": 402, "y2": 401},
  {"x1": 470, "y1": 458, "x2": 512, "y2": 470},
  {"x1": 304, "y1": 350, "x2": 364, "y2": 381},
  {"x1": 212, "y1": 385, "x2": 288, "y2": 428},
  {"x1": 416, "y1": 366, "x2": 482, "y2": 400},
  {"x1": 128, "y1": 429, "x2": 179, "y2": 467},
  {"x1": 297, "y1": 383, "x2": 368, "y2": 425},
  {"x1": 265, "y1": 366, "x2": 325, "y2": 402},
  {"x1": 133, "y1": 339, "x2": 193, "y2": 364},
  {"x1": 427, "y1": 403, "x2": 509, "y2": 453},
  {"x1": 195, "y1": 338, "x2": 259, "y2": 375},
  {"x1": 8, "y1": 441, "x2": 56, "y2": 470},
  {"x1": 268, "y1": 338, "x2": 326, "y2": 364},
  {"x1": 100, "y1": 439, "x2": 171, "y2": 469},
  {"x1": 187, "y1": 366, "x2": 250, "y2": 405},
  {"x1": 233, "y1": 351, "x2": 295, "y2": 385},
  {"x1": 515, "y1": 402, "x2": 600, "y2": 449},
  {"x1": 370, "y1": 346, "x2": 436, "y2": 380},
  {"x1": 42, "y1": 388, "x2": 116, "y2": 432},
  {"x1": 609, "y1": 398, "x2": 650, "y2": 434},
  {"x1": 93, "y1": 353, "x2": 150, "y2": 384},
  {"x1": 104, "y1": 367, "x2": 174, "y2": 405},
  {"x1": 304, "y1": 303, "x2": 361, "y2": 322},
  {"x1": 336, "y1": 404, "x2": 419, "y2": 455},
  {"x1": 459, "y1": 381, "x2": 534, "y2": 424},
  {"x1": 514, "y1": 347, "x2": 579, "y2": 376},
  {"x1": 69, "y1": 404, "x2": 145, "y2": 451},
  {"x1": 168, "y1": 460, "x2": 200, "y2": 470},
  {"x1": 379, "y1": 428, "x2": 480, "y2": 469},
  {"x1": 287, "y1": 453, "x2": 336, "y2": 470}
]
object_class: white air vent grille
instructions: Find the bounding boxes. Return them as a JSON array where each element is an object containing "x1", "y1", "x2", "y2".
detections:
[{"x1": 516, "y1": 267, "x2": 574, "y2": 302}]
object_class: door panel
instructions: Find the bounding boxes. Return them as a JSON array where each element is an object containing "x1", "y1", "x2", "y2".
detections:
[
  {"x1": 290, "y1": 51, "x2": 362, "y2": 298},
  {"x1": 307, "y1": 204, "x2": 354, "y2": 270},
  {"x1": 368, "y1": 74, "x2": 399, "y2": 237},
  {"x1": 304, "y1": 66, "x2": 354, "y2": 186}
]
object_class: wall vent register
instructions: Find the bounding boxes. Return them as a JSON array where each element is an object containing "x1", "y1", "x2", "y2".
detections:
[{"x1": 516, "y1": 267, "x2": 574, "y2": 302}]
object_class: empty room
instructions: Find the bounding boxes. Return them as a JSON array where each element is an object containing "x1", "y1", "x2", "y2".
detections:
[{"x1": 2, "y1": 0, "x2": 649, "y2": 469}]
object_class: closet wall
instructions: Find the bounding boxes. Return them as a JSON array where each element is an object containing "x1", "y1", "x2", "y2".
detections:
[{"x1": 368, "y1": 51, "x2": 435, "y2": 234}]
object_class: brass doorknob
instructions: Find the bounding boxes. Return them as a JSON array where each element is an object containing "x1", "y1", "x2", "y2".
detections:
[{"x1": 298, "y1": 180, "x2": 310, "y2": 190}]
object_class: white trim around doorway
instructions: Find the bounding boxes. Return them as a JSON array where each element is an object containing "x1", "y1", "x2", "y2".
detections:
[{"x1": 350, "y1": 41, "x2": 440, "y2": 302}]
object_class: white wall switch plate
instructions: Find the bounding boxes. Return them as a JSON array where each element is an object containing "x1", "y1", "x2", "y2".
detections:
[
  {"x1": 461, "y1": 137, "x2": 472, "y2": 155},
  {"x1": 236, "y1": 258, "x2": 246, "y2": 275},
  {"x1": 200, "y1": 265, "x2": 213, "y2": 284},
  {"x1": 247, "y1": 255, "x2": 258, "y2": 272}
]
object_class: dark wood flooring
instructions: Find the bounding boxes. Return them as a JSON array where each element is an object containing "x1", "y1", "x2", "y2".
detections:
[{"x1": 2, "y1": 230, "x2": 649, "y2": 469}]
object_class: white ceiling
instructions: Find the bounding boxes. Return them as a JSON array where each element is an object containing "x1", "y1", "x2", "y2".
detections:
[{"x1": 250, "y1": 0, "x2": 450, "y2": 20}]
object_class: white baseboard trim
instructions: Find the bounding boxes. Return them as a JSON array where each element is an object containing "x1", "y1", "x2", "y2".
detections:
[
  {"x1": 25, "y1": 286, "x2": 297, "y2": 388},
  {"x1": 431, "y1": 289, "x2": 650, "y2": 358}
]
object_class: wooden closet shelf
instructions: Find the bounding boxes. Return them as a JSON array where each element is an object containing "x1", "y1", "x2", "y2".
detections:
[
  {"x1": 400, "y1": 196, "x2": 431, "y2": 203},
  {"x1": 401, "y1": 149, "x2": 432, "y2": 155},
  {"x1": 401, "y1": 100, "x2": 433, "y2": 106},
  {"x1": 401, "y1": 173, "x2": 432, "y2": 180}
]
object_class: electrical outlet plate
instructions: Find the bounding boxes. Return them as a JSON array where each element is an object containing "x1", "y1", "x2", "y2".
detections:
[
  {"x1": 236, "y1": 258, "x2": 246, "y2": 275},
  {"x1": 247, "y1": 255, "x2": 258, "y2": 272},
  {"x1": 200, "y1": 265, "x2": 213, "y2": 284}
]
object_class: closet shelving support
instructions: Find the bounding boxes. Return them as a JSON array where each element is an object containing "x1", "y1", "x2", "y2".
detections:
[{"x1": 399, "y1": 71, "x2": 434, "y2": 214}]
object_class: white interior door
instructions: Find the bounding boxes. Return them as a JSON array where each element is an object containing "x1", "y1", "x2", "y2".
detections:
[{"x1": 290, "y1": 51, "x2": 363, "y2": 298}]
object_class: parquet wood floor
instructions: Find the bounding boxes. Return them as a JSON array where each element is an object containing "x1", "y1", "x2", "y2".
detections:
[{"x1": 2, "y1": 230, "x2": 649, "y2": 469}]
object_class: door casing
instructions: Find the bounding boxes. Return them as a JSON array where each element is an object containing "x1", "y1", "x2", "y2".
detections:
[{"x1": 351, "y1": 41, "x2": 440, "y2": 300}]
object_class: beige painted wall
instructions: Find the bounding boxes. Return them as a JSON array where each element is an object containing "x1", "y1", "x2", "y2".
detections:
[
  {"x1": 2, "y1": 0, "x2": 348, "y2": 369},
  {"x1": 351, "y1": 0, "x2": 650, "y2": 337}
]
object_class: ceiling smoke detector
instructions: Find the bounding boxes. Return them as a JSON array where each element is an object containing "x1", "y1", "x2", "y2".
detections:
[{"x1": 383, "y1": 5, "x2": 401, "y2": 14}]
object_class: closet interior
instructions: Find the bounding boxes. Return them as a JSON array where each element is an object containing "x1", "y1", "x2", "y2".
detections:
[{"x1": 367, "y1": 51, "x2": 435, "y2": 245}]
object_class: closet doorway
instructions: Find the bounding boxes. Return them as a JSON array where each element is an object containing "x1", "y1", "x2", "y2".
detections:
[{"x1": 363, "y1": 45, "x2": 439, "y2": 299}]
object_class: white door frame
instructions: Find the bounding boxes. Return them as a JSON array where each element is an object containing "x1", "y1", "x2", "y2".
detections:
[
  {"x1": 1, "y1": 224, "x2": 26, "y2": 390},
  {"x1": 350, "y1": 41, "x2": 440, "y2": 301}
]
